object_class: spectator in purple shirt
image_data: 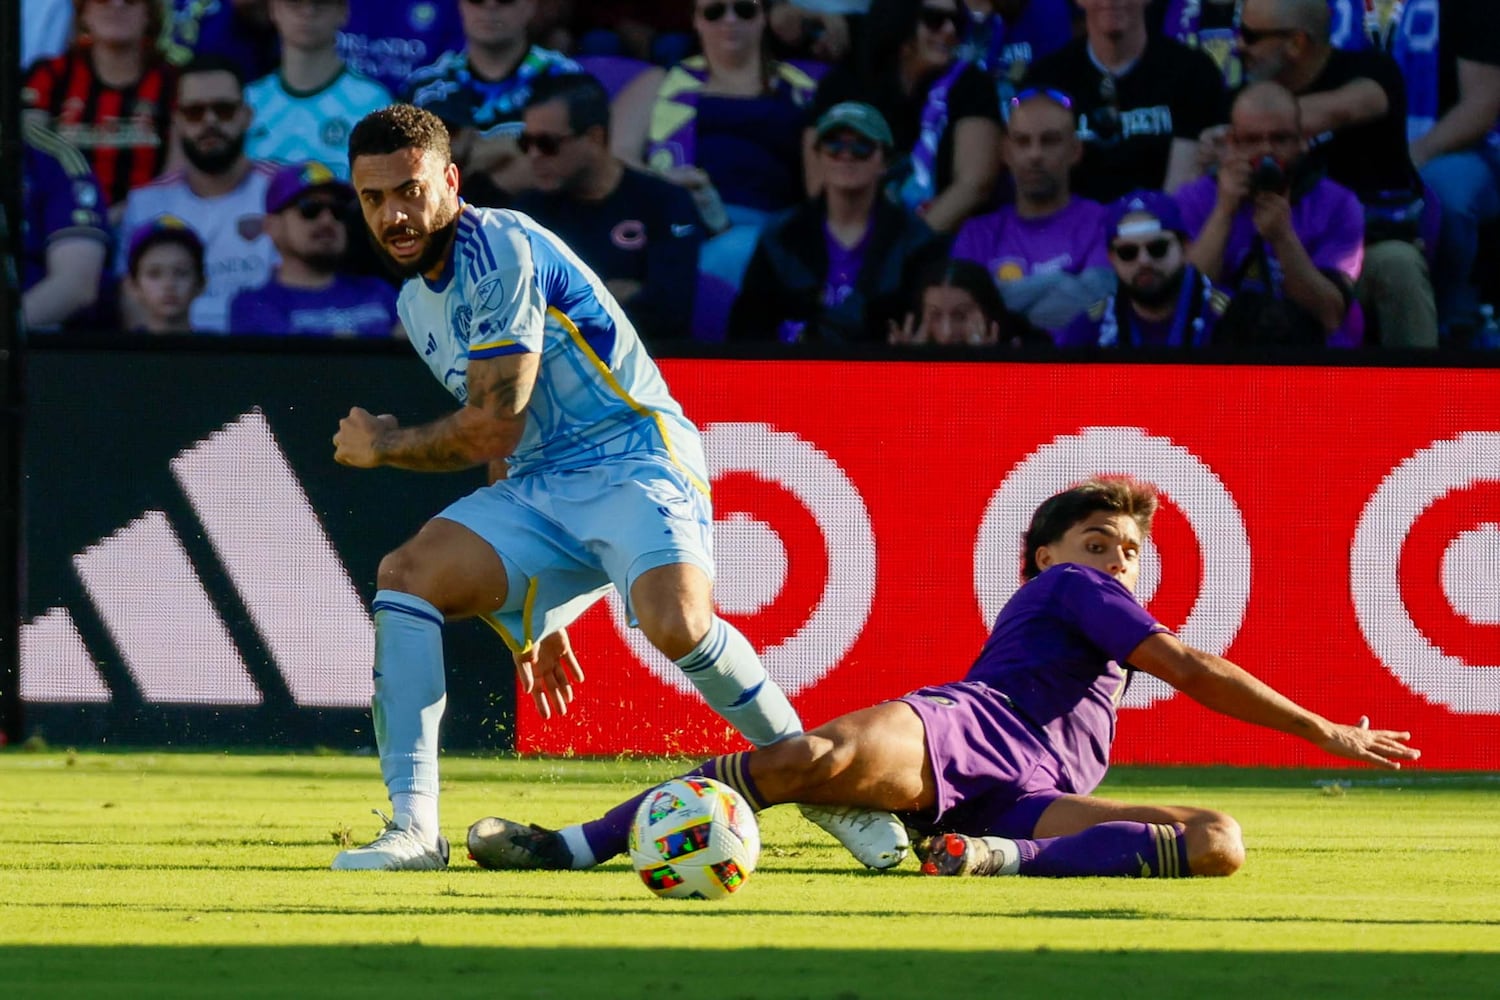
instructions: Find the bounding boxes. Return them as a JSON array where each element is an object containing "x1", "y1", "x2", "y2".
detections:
[
  {"x1": 1178, "y1": 81, "x2": 1365, "y2": 346},
  {"x1": 466, "y1": 477, "x2": 1419, "y2": 877},
  {"x1": 21, "y1": 119, "x2": 111, "y2": 331},
  {"x1": 952, "y1": 88, "x2": 1112, "y2": 334},
  {"x1": 1058, "y1": 190, "x2": 1231, "y2": 348},
  {"x1": 227, "y1": 161, "x2": 401, "y2": 337}
]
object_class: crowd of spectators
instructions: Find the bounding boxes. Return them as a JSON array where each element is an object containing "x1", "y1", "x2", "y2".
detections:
[{"x1": 17, "y1": 0, "x2": 1500, "y2": 350}]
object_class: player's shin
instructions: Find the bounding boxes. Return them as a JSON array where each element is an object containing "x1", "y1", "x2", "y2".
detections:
[
  {"x1": 371, "y1": 589, "x2": 448, "y2": 845},
  {"x1": 675, "y1": 617, "x2": 803, "y2": 747},
  {"x1": 565, "y1": 752, "x2": 768, "y2": 867},
  {"x1": 1018, "y1": 821, "x2": 1191, "y2": 877}
]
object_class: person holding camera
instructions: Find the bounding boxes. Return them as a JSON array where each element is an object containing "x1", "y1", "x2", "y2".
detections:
[
  {"x1": 1234, "y1": 0, "x2": 1435, "y2": 348},
  {"x1": 1023, "y1": 0, "x2": 1227, "y2": 203},
  {"x1": 1177, "y1": 81, "x2": 1364, "y2": 347}
]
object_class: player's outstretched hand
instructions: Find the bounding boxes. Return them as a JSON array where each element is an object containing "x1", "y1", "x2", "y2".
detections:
[
  {"x1": 1317, "y1": 716, "x2": 1421, "y2": 769},
  {"x1": 514, "y1": 627, "x2": 585, "y2": 720},
  {"x1": 334, "y1": 407, "x2": 398, "y2": 468}
]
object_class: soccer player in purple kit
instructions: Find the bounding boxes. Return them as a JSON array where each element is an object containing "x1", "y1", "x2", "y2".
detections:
[{"x1": 470, "y1": 476, "x2": 1420, "y2": 878}]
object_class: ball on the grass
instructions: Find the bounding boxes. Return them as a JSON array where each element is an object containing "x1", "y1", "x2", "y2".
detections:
[{"x1": 629, "y1": 776, "x2": 760, "y2": 900}]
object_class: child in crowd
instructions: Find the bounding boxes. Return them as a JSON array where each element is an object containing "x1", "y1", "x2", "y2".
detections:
[{"x1": 122, "y1": 217, "x2": 206, "y2": 335}]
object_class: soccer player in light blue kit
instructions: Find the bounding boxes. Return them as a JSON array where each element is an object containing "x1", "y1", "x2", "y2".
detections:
[{"x1": 330, "y1": 104, "x2": 908, "y2": 871}]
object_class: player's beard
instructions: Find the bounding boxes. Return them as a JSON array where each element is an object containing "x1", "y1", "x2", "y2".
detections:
[
  {"x1": 1122, "y1": 266, "x2": 1186, "y2": 309},
  {"x1": 181, "y1": 130, "x2": 247, "y2": 176},
  {"x1": 372, "y1": 203, "x2": 461, "y2": 281}
]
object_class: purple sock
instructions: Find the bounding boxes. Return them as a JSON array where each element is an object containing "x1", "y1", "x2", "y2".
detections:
[
  {"x1": 1016, "y1": 821, "x2": 1189, "y2": 878},
  {"x1": 579, "y1": 753, "x2": 765, "y2": 862}
]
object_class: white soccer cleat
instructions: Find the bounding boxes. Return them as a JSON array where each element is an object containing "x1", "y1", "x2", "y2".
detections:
[
  {"x1": 331, "y1": 810, "x2": 450, "y2": 871},
  {"x1": 798, "y1": 804, "x2": 910, "y2": 870}
]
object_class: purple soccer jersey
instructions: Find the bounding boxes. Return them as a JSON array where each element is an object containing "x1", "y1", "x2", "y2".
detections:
[
  {"x1": 227, "y1": 273, "x2": 399, "y2": 338},
  {"x1": 822, "y1": 224, "x2": 869, "y2": 310},
  {"x1": 1174, "y1": 175, "x2": 1366, "y2": 346},
  {"x1": 22, "y1": 129, "x2": 110, "y2": 294},
  {"x1": 951, "y1": 198, "x2": 1109, "y2": 285},
  {"x1": 964, "y1": 563, "x2": 1168, "y2": 795}
]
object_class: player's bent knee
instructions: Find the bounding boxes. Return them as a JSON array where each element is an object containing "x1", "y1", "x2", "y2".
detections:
[
  {"x1": 755, "y1": 735, "x2": 831, "y2": 798},
  {"x1": 1187, "y1": 811, "x2": 1245, "y2": 877},
  {"x1": 637, "y1": 606, "x2": 715, "y2": 661},
  {"x1": 376, "y1": 547, "x2": 423, "y2": 594}
]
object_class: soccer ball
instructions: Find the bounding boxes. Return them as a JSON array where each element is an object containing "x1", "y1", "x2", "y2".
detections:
[{"x1": 629, "y1": 777, "x2": 760, "y2": 900}]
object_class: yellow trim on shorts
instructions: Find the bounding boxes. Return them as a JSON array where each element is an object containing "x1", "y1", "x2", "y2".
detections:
[
  {"x1": 481, "y1": 578, "x2": 539, "y2": 654},
  {"x1": 548, "y1": 306, "x2": 711, "y2": 497}
]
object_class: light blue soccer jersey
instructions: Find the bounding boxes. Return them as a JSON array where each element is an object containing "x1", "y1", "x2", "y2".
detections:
[
  {"x1": 245, "y1": 69, "x2": 393, "y2": 178},
  {"x1": 397, "y1": 205, "x2": 709, "y2": 488}
]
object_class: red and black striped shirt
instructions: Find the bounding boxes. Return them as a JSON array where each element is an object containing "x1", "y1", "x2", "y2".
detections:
[{"x1": 23, "y1": 46, "x2": 177, "y2": 209}]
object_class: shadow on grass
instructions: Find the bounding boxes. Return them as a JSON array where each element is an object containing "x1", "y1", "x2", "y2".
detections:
[{"x1": 1, "y1": 946, "x2": 1494, "y2": 998}]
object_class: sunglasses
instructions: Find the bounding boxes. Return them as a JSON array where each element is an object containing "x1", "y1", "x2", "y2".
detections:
[
  {"x1": 699, "y1": 1, "x2": 760, "y2": 22},
  {"x1": 1009, "y1": 87, "x2": 1074, "y2": 111},
  {"x1": 517, "y1": 131, "x2": 575, "y2": 156},
  {"x1": 919, "y1": 7, "x2": 966, "y2": 33},
  {"x1": 292, "y1": 198, "x2": 347, "y2": 221},
  {"x1": 1235, "y1": 23, "x2": 1300, "y2": 46},
  {"x1": 176, "y1": 100, "x2": 241, "y2": 123},
  {"x1": 819, "y1": 136, "x2": 878, "y2": 160},
  {"x1": 1111, "y1": 238, "x2": 1174, "y2": 262}
]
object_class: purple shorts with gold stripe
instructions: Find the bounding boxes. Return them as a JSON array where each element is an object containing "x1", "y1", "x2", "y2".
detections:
[{"x1": 897, "y1": 680, "x2": 1067, "y2": 839}]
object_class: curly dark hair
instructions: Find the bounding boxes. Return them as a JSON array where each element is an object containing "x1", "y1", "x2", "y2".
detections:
[
  {"x1": 1021, "y1": 477, "x2": 1159, "y2": 580},
  {"x1": 348, "y1": 104, "x2": 452, "y2": 166}
]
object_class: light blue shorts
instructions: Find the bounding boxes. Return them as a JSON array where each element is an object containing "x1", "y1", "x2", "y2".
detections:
[{"x1": 436, "y1": 455, "x2": 715, "y2": 652}]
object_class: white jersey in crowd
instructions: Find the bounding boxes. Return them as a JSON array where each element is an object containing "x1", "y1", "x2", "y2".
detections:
[
  {"x1": 116, "y1": 162, "x2": 280, "y2": 333},
  {"x1": 245, "y1": 68, "x2": 393, "y2": 178},
  {"x1": 398, "y1": 204, "x2": 709, "y2": 485}
]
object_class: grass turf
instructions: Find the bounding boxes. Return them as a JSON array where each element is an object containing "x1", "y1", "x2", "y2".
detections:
[{"x1": 2, "y1": 752, "x2": 1497, "y2": 998}]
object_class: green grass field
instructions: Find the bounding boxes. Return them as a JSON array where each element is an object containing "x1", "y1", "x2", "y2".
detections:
[{"x1": 3, "y1": 751, "x2": 1497, "y2": 999}]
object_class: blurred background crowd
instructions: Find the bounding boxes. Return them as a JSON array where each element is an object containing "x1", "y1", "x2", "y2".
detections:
[{"x1": 17, "y1": 0, "x2": 1500, "y2": 350}]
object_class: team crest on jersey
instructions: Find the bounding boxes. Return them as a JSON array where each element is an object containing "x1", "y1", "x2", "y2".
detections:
[
  {"x1": 237, "y1": 215, "x2": 264, "y2": 241},
  {"x1": 995, "y1": 259, "x2": 1027, "y2": 283},
  {"x1": 72, "y1": 182, "x2": 98, "y2": 208},
  {"x1": 452, "y1": 304, "x2": 473, "y2": 342},
  {"x1": 411, "y1": 2, "x2": 437, "y2": 28},
  {"x1": 320, "y1": 118, "x2": 351, "y2": 150}
]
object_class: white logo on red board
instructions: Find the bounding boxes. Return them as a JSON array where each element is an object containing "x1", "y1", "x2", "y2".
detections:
[
  {"x1": 608, "y1": 423, "x2": 876, "y2": 697},
  {"x1": 1351, "y1": 432, "x2": 1500, "y2": 713},
  {"x1": 973, "y1": 426, "x2": 1251, "y2": 708}
]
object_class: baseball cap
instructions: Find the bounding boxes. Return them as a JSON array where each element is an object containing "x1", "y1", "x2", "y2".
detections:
[
  {"x1": 1104, "y1": 189, "x2": 1187, "y2": 241},
  {"x1": 126, "y1": 215, "x2": 206, "y2": 275},
  {"x1": 265, "y1": 161, "x2": 354, "y2": 215},
  {"x1": 814, "y1": 102, "x2": 895, "y2": 149}
]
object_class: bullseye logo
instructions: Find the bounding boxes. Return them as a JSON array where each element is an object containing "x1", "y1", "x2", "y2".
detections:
[
  {"x1": 1351, "y1": 432, "x2": 1500, "y2": 713},
  {"x1": 973, "y1": 427, "x2": 1251, "y2": 708},
  {"x1": 609, "y1": 423, "x2": 876, "y2": 697}
]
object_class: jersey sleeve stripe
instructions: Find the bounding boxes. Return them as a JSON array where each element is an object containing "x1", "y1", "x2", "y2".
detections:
[
  {"x1": 548, "y1": 306, "x2": 711, "y2": 498},
  {"x1": 469, "y1": 340, "x2": 529, "y2": 359}
]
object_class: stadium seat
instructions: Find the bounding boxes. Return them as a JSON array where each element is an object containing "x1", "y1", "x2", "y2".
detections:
[{"x1": 575, "y1": 55, "x2": 655, "y2": 99}]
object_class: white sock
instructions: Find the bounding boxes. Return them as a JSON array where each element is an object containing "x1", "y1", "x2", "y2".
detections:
[
  {"x1": 558, "y1": 825, "x2": 597, "y2": 870},
  {"x1": 980, "y1": 836, "x2": 1022, "y2": 875},
  {"x1": 392, "y1": 791, "x2": 439, "y2": 845}
]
